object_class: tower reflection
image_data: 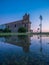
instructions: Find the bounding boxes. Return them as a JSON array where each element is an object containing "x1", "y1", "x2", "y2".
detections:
[
  {"x1": 39, "y1": 34, "x2": 42, "y2": 52},
  {"x1": 38, "y1": 34, "x2": 43, "y2": 54}
]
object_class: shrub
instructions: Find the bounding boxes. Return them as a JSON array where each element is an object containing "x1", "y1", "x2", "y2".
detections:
[
  {"x1": 18, "y1": 27, "x2": 26, "y2": 33},
  {"x1": 3, "y1": 28, "x2": 11, "y2": 32}
]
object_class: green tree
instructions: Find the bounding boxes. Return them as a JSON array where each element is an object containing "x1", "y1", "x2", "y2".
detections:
[
  {"x1": 0, "y1": 29, "x2": 3, "y2": 32},
  {"x1": 3, "y1": 28, "x2": 11, "y2": 32},
  {"x1": 18, "y1": 27, "x2": 27, "y2": 33}
]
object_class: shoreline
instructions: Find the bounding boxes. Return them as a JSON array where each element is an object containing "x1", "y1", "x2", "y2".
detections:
[{"x1": 0, "y1": 32, "x2": 49, "y2": 36}]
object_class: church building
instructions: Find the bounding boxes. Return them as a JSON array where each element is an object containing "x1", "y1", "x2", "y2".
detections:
[{"x1": 0, "y1": 13, "x2": 31, "y2": 32}]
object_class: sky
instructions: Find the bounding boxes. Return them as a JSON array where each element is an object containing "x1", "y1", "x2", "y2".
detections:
[{"x1": 0, "y1": 0, "x2": 49, "y2": 32}]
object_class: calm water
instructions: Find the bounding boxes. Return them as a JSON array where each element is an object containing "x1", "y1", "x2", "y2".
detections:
[{"x1": 0, "y1": 35, "x2": 49, "y2": 65}]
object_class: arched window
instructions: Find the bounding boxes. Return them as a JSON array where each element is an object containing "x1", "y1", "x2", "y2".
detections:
[{"x1": 15, "y1": 24, "x2": 16, "y2": 27}]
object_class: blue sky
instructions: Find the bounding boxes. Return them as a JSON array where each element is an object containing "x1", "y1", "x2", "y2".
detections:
[{"x1": 0, "y1": 0, "x2": 49, "y2": 32}]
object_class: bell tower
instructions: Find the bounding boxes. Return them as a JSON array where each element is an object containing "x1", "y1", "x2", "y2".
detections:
[
  {"x1": 22, "y1": 13, "x2": 31, "y2": 32},
  {"x1": 23, "y1": 13, "x2": 30, "y2": 22}
]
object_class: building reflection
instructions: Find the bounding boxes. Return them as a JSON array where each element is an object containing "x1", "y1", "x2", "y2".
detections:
[{"x1": 4, "y1": 35, "x2": 31, "y2": 53}]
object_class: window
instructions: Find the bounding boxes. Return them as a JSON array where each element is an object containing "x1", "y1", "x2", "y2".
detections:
[
  {"x1": 25, "y1": 24, "x2": 26, "y2": 27},
  {"x1": 15, "y1": 24, "x2": 16, "y2": 27},
  {"x1": 8, "y1": 26, "x2": 9, "y2": 28}
]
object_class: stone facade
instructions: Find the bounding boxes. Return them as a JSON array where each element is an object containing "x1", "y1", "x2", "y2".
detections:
[{"x1": 0, "y1": 13, "x2": 31, "y2": 32}]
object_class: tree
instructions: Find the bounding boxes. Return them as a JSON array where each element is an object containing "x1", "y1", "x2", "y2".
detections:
[
  {"x1": 3, "y1": 28, "x2": 11, "y2": 32},
  {"x1": 18, "y1": 27, "x2": 27, "y2": 33},
  {"x1": 0, "y1": 29, "x2": 3, "y2": 32}
]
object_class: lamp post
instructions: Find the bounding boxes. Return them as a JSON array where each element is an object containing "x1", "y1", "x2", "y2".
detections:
[{"x1": 39, "y1": 15, "x2": 43, "y2": 34}]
